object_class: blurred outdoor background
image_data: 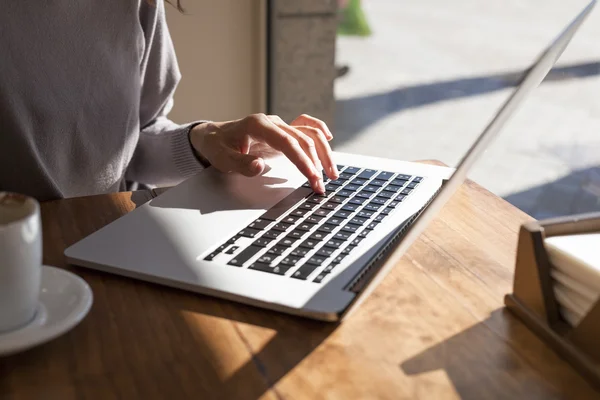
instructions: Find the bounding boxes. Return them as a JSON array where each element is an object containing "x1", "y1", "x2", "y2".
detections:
[{"x1": 334, "y1": 0, "x2": 600, "y2": 219}]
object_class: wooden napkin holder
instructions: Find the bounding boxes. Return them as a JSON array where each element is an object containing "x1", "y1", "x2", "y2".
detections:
[{"x1": 505, "y1": 212, "x2": 600, "y2": 388}]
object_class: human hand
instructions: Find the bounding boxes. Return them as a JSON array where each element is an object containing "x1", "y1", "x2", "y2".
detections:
[{"x1": 189, "y1": 113, "x2": 339, "y2": 193}]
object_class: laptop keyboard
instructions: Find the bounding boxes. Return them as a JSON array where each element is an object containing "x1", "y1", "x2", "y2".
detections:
[{"x1": 203, "y1": 165, "x2": 423, "y2": 283}]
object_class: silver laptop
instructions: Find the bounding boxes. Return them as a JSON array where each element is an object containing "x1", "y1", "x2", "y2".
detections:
[{"x1": 65, "y1": 2, "x2": 595, "y2": 321}]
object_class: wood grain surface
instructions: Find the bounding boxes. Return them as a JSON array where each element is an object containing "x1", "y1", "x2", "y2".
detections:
[{"x1": 1, "y1": 167, "x2": 598, "y2": 399}]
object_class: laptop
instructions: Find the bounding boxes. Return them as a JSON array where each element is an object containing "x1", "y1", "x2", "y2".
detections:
[{"x1": 65, "y1": 2, "x2": 596, "y2": 321}]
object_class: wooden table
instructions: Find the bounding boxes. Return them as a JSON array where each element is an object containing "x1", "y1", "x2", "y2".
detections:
[{"x1": 1, "y1": 165, "x2": 598, "y2": 399}]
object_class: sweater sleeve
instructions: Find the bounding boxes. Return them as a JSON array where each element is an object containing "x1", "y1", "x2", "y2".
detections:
[{"x1": 125, "y1": 0, "x2": 206, "y2": 186}]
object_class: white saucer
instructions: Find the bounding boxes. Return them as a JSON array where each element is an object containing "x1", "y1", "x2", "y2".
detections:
[{"x1": 0, "y1": 266, "x2": 93, "y2": 356}]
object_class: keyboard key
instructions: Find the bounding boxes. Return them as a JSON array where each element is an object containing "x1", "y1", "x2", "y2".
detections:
[
  {"x1": 376, "y1": 191, "x2": 395, "y2": 199},
  {"x1": 376, "y1": 171, "x2": 394, "y2": 181},
  {"x1": 302, "y1": 181, "x2": 312, "y2": 188},
  {"x1": 407, "y1": 181, "x2": 419, "y2": 188},
  {"x1": 397, "y1": 174, "x2": 412, "y2": 180},
  {"x1": 267, "y1": 246, "x2": 287, "y2": 255},
  {"x1": 313, "y1": 273, "x2": 328, "y2": 283},
  {"x1": 333, "y1": 254, "x2": 347, "y2": 263},
  {"x1": 341, "y1": 204, "x2": 359, "y2": 212},
  {"x1": 257, "y1": 253, "x2": 278, "y2": 264},
  {"x1": 329, "y1": 196, "x2": 345, "y2": 204},
  {"x1": 299, "y1": 202, "x2": 316, "y2": 211},
  {"x1": 316, "y1": 247, "x2": 336, "y2": 257},
  {"x1": 248, "y1": 218, "x2": 271, "y2": 230},
  {"x1": 300, "y1": 238, "x2": 320, "y2": 248},
  {"x1": 307, "y1": 195, "x2": 327, "y2": 204},
  {"x1": 249, "y1": 262, "x2": 290, "y2": 275},
  {"x1": 344, "y1": 184, "x2": 361, "y2": 192},
  {"x1": 401, "y1": 189, "x2": 412, "y2": 195},
  {"x1": 381, "y1": 207, "x2": 395, "y2": 215},
  {"x1": 351, "y1": 237, "x2": 365, "y2": 246},
  {"x1": 325, "y1": 183, "x2": 339, "y2": 192},
  {"x1": 334, "y1": 231, "x2": 352, "y2": 241},
  {"x1": 253, "y1": 238, "x2": 273, "y2": 247},
  {"x1": 341, "y1": 224, "x2": 359, "y2": 234},
  {"x1": 390, "y1": 178, "x2": 408, "y2": 186},
  {"x1": 262, "y1": 230, "x2": 283, "y2": 240},
  {"x1": 338, "y1": 172, "x2": 354, "y2": 180},
  {"x1": 358, "y1": 169, "x2": 377, "y2": 179},
  {"x1": 314, "y1": 208, "x2": 332, "y2": 217},
  {"x1": 341, "y1": 245, "x2": 356, "y2": 255},
  {"x1": 349, "y1": 216, "x2": 369, "y2": 226},
  {"x1": 366, "y1": 222, "x2": 378, "y2": 230},
  {"x1": 278, "y1": 237, "x2": 298, "y2": 247},
  {"x1": 309, "y1": 231, "x2": 328, "y2": 241},
  {"x1": 363, "y1": 185, "x2": 379, "y2": 193},
  {"x1": 227, "y1": 245, "x2": 262, "y2": 267},
  {"x1": 305, "y1": 214, "x2": 325, "y2": 224},
  {"x1": 281, "y1": 215, "x2": 301, "y2": 224},
  {"x1": 280, "y1": 256, "x2": 302, "y2": 266},
  {"x1": 413, "y1": 177, "x2": 423, "y2": 182},
  {"x1": 390, "y1": 178, "x2": 408, "y2": 187},
  {"x1": 291, "y1": 247, "x2": 311, "y2": 257},
  {"x1": 388, "y1": 200, "x2": 400, "y2": 208},
  {"x1": 334, "y1": 210, "x2": 352, "y2": 219},
  {"x1": 296, "y1": 222, "x2": 314, "y2": 231},
  {"x1": 349, "y1": 197, "x2": 367, "y2": 206},
  {"x1": 328, "y1": 179, "x2": 345, "y2": 186},
  {"x1": 287, "y1": 230, "x2": 307, "y2": 240},
  {"x1": 337, "y1": 190, "x2": 353, "y2": 198},
  {"x1": 350, "y1": 178, "x2": 368, "y2": 186},
  {"x1": 317, "y1": 224, "x2": 337, "y2": 234},
  {"x1": 356, "y1": 191, "x2": 374, "y2": 199},
  {"x1": 238, "y1": 228, "x2": 261, "y2": 238},
  {"x1": 356, "y1": 210, "x2": 374, "y2": 218},
  {"x1": 261, "y1": 187, "x2": 312, "y2": 221},
  {"x1": 322, "y1": 201, "x2": 339, "y2": 211},
  {"x1": 374, "y1": 214, "x2": 387, "y2": 223},
  {"x1": 326, "y1": 216, "x2": 345, "y2": 225},
  {"x1": 358, "y1": 230, "x2": 371, "y2": 238},
  {"x1": 383, "y1": 184, "x2": 402, "y2": 193},
  {"x1": 271, "y1": 222, "x2": 292, "y2": 232},
  {"x1": 204, "y1": 250, "x2": 220, "y2": 261},
  {"x1": 306, "y1": 256, "x2": 327, "y2": 266},
  {"x1": 369, "y1": 179, "x2": 387, "y2": 187},
  {"x1": 323, "y1": 264, "x2": 337, "y2": 273},
  {"x1": 292, "y1": 264, "x2": 319, "y2": 280},
  {"x1": 290, "y1": 208, "x2": 309, "y2": 217},
  {"x1": 344, "y1": 166, "x2": 360, "y2": 174},
  {"x1": 364, "y1": 203, "x2": 382, "y2": 212},
  {"x1": 324, "y1": 238, "x2": 345, "y2": 249},
  {"x1": 226, "y1": 236, "x2": 240, "y2": 245},
  {"x1": 371, "y1": 197, "x2": 388, "y2": 205},
  {"x1": 395, "y1": 194, "x2": 407, "y2": 202}
]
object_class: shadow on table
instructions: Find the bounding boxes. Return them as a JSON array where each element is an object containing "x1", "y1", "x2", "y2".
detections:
[
  {"x1": 334, "y1": 61, "x2": 600, "y2": 148},
  {"x1": 400, "y1": 308, "x2": 596, "y2": 399},
  {"x1": 503, "y1": 166, "x2": 600, "y2": 219}
]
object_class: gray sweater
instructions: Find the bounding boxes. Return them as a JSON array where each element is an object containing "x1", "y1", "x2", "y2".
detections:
[{"x1": 0, "y1": 1, "x2": 205, "y2": 201}]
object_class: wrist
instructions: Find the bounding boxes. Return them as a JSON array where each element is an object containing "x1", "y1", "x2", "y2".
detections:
[{"x1": 189, "y1": 122, "x2": 212, "y2": 168}]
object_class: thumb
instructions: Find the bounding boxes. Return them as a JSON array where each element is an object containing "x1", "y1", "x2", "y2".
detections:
[{"x1": 218, "y1": 147, "x2": 265, "y2": 177}]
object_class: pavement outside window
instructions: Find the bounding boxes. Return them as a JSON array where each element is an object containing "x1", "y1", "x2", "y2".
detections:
[{"x1": 334, "y1": 0, "x2": 600, "y2": 219}]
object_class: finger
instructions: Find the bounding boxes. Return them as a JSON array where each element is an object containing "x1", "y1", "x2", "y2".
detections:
[
  {"x1": 291, "y1": 114, "x2": 334, "y2": 141},
  {"x1": 243, "y1": 114, "x2": 324, "y2": 193},
  {"x1": 295, "y1": 126, "x2": 339, "y2": 180},
  {"x1": 203, "y1": 132, "x2": 265, "y2": 177},
  {"x1": 268, "y1": 115, "x2": 322, "y2": 174}
]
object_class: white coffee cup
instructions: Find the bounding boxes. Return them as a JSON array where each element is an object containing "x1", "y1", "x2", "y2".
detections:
[{"x1": 0, "y1": 192, "x2": 42, "y2": 332}]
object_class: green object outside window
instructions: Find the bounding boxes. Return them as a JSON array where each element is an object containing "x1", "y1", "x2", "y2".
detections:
[{"x1": 338, "y1": 0, "x2": 372, "y2": 36}]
